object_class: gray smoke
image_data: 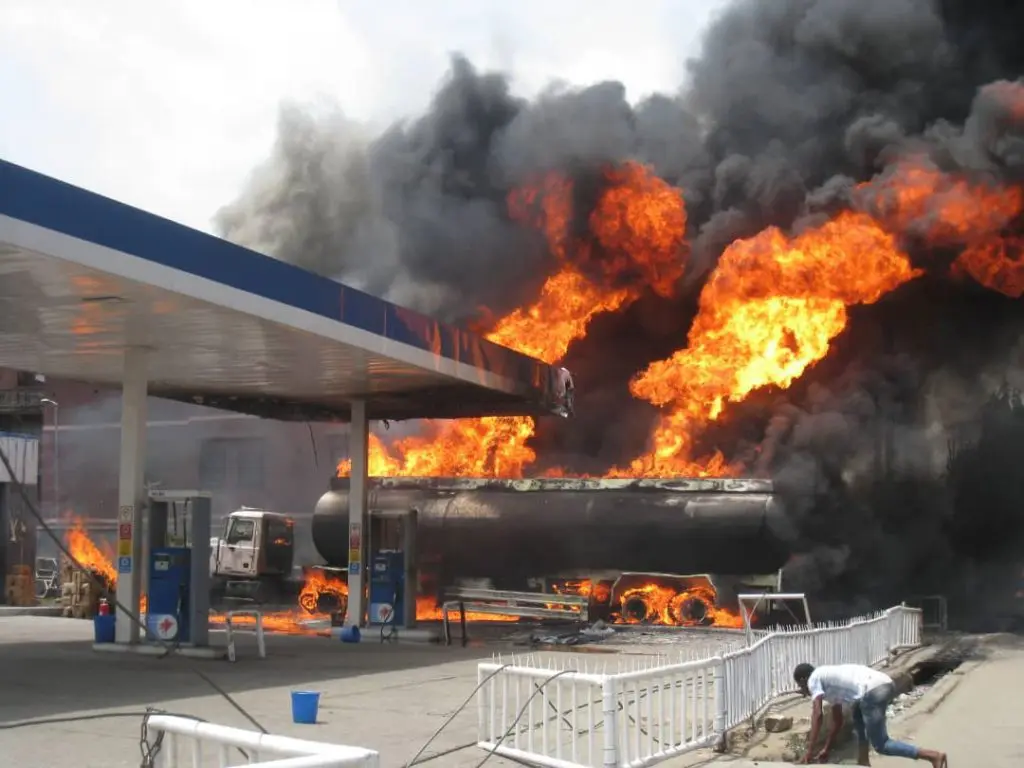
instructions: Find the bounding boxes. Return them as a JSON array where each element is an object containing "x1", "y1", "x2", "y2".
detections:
[
  {"x1": 218, "y1": 0, "x2": 1024, "y2": 314},
  {"x1": 218, "y1": 59, "x2": 546, "y2": 322},
  {"x1": 218, "y1": 0, "x2": 1024, "y2": 618}
]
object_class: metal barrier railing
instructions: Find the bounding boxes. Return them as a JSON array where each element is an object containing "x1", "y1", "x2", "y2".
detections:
[
  {"x1": 145, "y1": 714, "x2": 380, "y2": 767},
  {"x1": 475, "y1": 604, "x2": 923, "y2": 768},
  {"x1": 442, "y1": 588, "x2": 589, "y2": 647}
]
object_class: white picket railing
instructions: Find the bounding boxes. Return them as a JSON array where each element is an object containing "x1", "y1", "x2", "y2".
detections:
[
  {"x1": 145, "y1": 714, "x2": 380, "y2": 767},
  {"x1": 476, "y1": 604, "x2": 922, "y2": 768},
  {"x1": 718, "y1": 605, "x2": 920, "y2": 732}
]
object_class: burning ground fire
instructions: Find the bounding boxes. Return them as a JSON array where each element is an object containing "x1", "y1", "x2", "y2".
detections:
[
  {"x1": 63, "y1": 520, "x2": 744, "y2": 630},
  {"x1": 551, "y1": 578, "x2": 745, "y2": 629},
  {"x1": 63, "y1": 520, "x2": 522, "y2": 634},
  {"x1": 338, "y1": 92, "x2": 1024, "y2": 480}
]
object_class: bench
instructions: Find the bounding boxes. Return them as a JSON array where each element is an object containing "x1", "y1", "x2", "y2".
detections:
[
  {"x1": 224, "y1": 609, "x2": 266, "y2": 662},
  {"x1": 441, "y1": 588, "x2": 589, "y2": 647}
]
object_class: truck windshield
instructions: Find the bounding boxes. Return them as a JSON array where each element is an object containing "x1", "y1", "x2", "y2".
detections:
[{"x1": 226, "y1": 518, "x2": 256, "y2": 545}]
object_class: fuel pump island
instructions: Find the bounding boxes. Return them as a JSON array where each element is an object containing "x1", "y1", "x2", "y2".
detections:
[
  {"x1": 213, "y1": 502, "x2": 419, "y2": 630},
  {"x1": 94, "y1": 490, "x2": 215, "y2": 656},
  {"x1": 0, "y1": 159, "x2": 577, "y2": 653},
  {"x1": 143, "y1": 490, "x2": 212, "y2": 648},
  {"x1": 94, "y1": 488, "x2": 422, "y2": 655},
  {"x1": 365, "y1": 508, "x2": 417, "y2": 629}
]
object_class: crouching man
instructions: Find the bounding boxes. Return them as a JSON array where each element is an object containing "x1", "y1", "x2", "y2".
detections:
[{"x1": 793, "y1": 663, "x2": 946, "y2": 766}]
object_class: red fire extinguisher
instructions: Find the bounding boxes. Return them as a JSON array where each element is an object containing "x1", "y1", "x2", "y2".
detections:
[{"x1": 98, "y1": 598, "x2": 110, "y2": 616}]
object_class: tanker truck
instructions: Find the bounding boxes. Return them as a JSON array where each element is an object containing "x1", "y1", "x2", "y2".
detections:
[{"x1": 308, "y1": 475, "x2": 797, "y2": 626}]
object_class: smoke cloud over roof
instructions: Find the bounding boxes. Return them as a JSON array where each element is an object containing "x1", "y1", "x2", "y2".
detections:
[{"x1": 218, "y1": 0, "x2": 1024, "y2": 619}]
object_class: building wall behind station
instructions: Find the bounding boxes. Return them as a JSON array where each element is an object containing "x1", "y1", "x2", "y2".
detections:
[{"x1": 33, "y1": 376, "x2": 349, "y2": 564}]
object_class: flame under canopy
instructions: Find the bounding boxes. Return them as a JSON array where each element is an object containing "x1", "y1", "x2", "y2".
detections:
[{"x1": 335, "y1": 148, "x2": 1024, "y2": 480}]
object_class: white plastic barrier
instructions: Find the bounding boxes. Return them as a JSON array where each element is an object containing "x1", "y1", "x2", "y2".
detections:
[
  {"x1": 476, "y1": 657, "x2": 724, "y2": 768},
  {"x1": 146, "y1": 715, "x2": 379, "y2": 768},
  {"x1": 607, "y1": 657, "x2": 722, "y2": 767},
  {"x1": 475, "y1": 604, "x2": 922, "y2": 768},
  {"x1": 224, "y1": 609, "x2": 267, "y2": 663},
  {"x1": 718, "y1": 607, "x2": 917, "y2": 732}
]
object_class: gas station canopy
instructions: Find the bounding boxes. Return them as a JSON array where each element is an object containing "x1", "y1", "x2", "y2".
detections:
[{"x1": 0, "y1": 160, "x2": 572, "y2": 421}]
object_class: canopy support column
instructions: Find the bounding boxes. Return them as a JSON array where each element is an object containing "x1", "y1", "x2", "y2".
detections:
[
  {"x1": 114, "y1": 348, "x2": 148, "y2": 644},
  {"x1": 345, "y1": 399, "x2": 369, "y2": 628}
]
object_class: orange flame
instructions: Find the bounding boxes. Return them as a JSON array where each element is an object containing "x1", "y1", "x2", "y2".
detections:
[
  {"x1": 208, "y1": 609, "x2": 328, "y2": 635},
  {"x1": 620, "y1": 211, "x2": 922, "y2": 475},
  {"x1": 552, "y1": 577, "x2": 745, "y2": 628},
  {"x1": 856, "y1": 156, "x2": 1024, "y2": 299},
  {"x1": 856, "y1": 157, "x2": 1023, "y2": 244},
  {"x1": 339, "y1": 161, "x2": 687, "y2": 478},
  {"x1": 339, "y1": 157, "x2": 1024, "y2": 481},
  {"x1": 296, "y1": 567, "x2": 348, "y2": 613},
  {"x1": 338, "y1": 157, "x2": 1024, "y2": 479},
  {"x1": 64, "y1": 523, "x2": 517, "y2": 629},
  {"x1": 615, "y1": 582, "x2": 745, "y2": 628},
  {"x1": 953, "y1": 237, "x2": 1024, "y2": 298},
  {"x1": 65, "y1": 519, "x2": 117, "y2": 585}
]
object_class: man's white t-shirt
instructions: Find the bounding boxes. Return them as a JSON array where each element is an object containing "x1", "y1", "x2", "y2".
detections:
[{"x1": 806, "y1": 664, "x2": 892, "y2": 705}]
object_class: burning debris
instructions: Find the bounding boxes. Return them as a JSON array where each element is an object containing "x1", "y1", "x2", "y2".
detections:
[
  {"x1": 64, "y1": 521, "x2": 118, "y2": 588},
  {"x1": 61, "y1": 519, "x2": 521, "y2": 631},
  {"x1": 62, "y1": 504, "x2": 755, "y2": 631},
  {"x1": 552, "y1": 577, "x2": 746, "y2": 629}
]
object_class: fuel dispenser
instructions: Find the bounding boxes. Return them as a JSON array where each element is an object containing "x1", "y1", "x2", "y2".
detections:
[
  {"x1": 367, "y1": 509, "x2": 417, "y2": 628},
  {"x1": 147, "y1": 547, "x2": 193, "y2": 642},
  {"x1": 144, "y1": 491, "x2": 211, "y2": 646}
]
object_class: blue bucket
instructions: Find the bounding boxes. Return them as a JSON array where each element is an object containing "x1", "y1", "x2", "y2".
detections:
[
  {"x1": 93, "y1": 614, "x2": 115, "y2": 644},
  {"x1": 291, "y1": 691, "x2": 320, "y2": 725},
  {"x1": 339, "y1": 625, "x2": 361, "y2": 644}
]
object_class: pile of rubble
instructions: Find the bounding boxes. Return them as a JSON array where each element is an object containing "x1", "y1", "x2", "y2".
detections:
[
  {"x1": 3, "y1": 564, "x2": 34, "y2": 607},
  {"x1": 58, "y1": 560, "x2": 112, "y2": 619}
]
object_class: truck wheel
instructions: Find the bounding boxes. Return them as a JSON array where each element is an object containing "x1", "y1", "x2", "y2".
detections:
[{"x1": 299, "y1": 591, "x2": 318, "y2": 614}]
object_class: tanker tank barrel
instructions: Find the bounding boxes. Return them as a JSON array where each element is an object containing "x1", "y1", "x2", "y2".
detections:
[{"x1": 313, "y1": 476, "x2": 795, "y2": 580}]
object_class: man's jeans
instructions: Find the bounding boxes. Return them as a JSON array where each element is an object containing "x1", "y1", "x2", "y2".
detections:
[{"x1": 852, "y1": 682, "x2": 919, "y2": 759}]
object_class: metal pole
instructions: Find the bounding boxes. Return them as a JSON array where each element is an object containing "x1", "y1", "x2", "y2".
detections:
[
  {"x1": 346, "y1": 399, "x2": 369, "y2": 628},
  {"x1": 53, "y1": 405, "x2": 58, "y2": 514},
  {"x1": 116, "y1": 349, "x2": 149, "y2": 644},
  {"x1": 41, "y1": 398, "x2": 59, "y2": 515}
]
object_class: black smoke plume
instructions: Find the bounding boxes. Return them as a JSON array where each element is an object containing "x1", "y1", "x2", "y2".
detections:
[{"x1": 218, "y1": 0, "x2": 1024, "y2": 620}]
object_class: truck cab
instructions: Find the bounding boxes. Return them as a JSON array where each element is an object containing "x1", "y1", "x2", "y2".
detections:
[{"x1": 211, "y1": 509, "x2": 295, "y2": 580}]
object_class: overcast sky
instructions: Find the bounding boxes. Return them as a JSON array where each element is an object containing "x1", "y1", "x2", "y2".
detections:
[{"x1": 0, "y1": 0, "x2": 728, "y2": 233}]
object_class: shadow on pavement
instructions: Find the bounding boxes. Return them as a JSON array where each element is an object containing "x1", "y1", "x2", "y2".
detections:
[{"x1": 0, "y1": 617, "x2": 494, "y2": 725}]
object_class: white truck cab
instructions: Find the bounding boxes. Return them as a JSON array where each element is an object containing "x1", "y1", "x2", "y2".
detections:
[{"x1": 211, "y1": 508, "x2": 295, "y2": 580}]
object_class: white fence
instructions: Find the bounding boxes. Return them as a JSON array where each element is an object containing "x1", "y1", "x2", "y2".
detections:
[
  {"x1": 476, "y1": 604, "x2": 922, "y2": 768},
  {"x1": 145, "y1": 715, "x2": 380, "y2": 767}
]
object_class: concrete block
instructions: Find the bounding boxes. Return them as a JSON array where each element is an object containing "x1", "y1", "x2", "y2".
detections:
[
  {"x1": 764, "y1": 714, "x2": 793, "y2": 733},
  {"x1": 891, "y1": 669, "x2": 914, "y2": 694}
]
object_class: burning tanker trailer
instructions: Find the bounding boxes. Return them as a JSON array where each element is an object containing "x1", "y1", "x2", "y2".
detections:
[{"x1": 312, "y1": 476, "x2": 796, "y2": 627}]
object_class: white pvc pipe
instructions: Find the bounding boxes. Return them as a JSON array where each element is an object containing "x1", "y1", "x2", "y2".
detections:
[
  {"x1": 600, "y1": 678, "x2": 618, "y2": 768},
  {"x1": 145, "y1": 716, "x2": 379, "y2": 766},
  {"x1": 227, "y1": 756, "x2": 354, "y2": 768}
]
